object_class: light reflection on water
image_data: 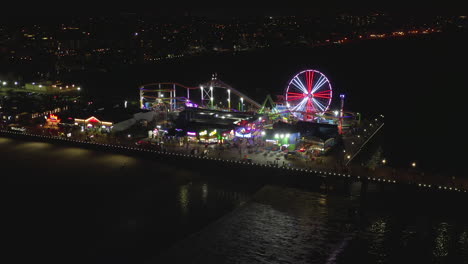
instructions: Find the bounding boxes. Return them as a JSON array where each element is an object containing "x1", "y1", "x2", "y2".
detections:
[
  {"x1": 0, "y1": 137, "x2": 13, "y2": 144},
  {"x1": 434, "y1": 222, "x2": 450, "y2": 258},
  {"x1": 367, "y1": 218, "x2": 388, "y2": 263},
  {"x1": 13, "y1": 141, "x2": 52, "y2": 152},
  {"x1": 179, "y1": 184, "x2": 190, "y2": 215},
  {"x1": 202, "y1": 183, "x2": 208, "y2": 204}
]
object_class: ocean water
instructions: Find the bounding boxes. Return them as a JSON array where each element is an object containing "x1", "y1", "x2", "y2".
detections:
[{"x1": 3, "y1": 137, "x2": 468, "y2": 263}]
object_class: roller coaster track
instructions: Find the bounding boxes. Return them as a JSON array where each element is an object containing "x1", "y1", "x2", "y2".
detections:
[
  {"x1": 200, "y1": 79, "x2": 261, "y2": 109},
  {"x1": 140, "y1": 80, "x2": 262, "y2": 109}
]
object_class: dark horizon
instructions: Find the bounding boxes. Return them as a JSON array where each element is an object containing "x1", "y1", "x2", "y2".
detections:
[{"x1": 0, "y1": 6, "x2": 466, "y2": 20}]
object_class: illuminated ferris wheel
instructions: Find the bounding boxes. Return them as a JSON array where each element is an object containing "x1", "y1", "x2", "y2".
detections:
[{"x1": 285, "y1": 69, "x2": 333, "y2": 121}]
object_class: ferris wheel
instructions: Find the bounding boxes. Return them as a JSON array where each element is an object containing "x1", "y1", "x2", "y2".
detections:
[{"x1": 285, "y1": 69, "x2": 333, "y2": 121}]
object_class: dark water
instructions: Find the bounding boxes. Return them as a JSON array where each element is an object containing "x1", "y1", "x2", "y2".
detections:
[
  {"x1": 3, "y1": 137, "x2": 468, "y2": 263},
  {"x1": 64, "y1": 32, "x2": 468, "y2": 176},
  {"x1": 2, "y1": 137, "x2": 255, "y2": 263},
  {"x1": 157, "y1": 186, "x2": 468, "y2": 264}
]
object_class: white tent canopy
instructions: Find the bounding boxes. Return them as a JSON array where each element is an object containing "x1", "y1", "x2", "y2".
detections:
[{"x1": 112, "y1": 111, "x2": 157, "y2": 132}]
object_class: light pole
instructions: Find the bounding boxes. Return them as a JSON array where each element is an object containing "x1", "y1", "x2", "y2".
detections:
[
  {"x1": 227, "y1": 89, "x2": 231, "y2": 109},
  {"x1": 339, "y1": 94, "x2": 345, "y2": 134},
  {"x1": 200, "y1": 85, "x2": 204, "y2": 106},
  {"x1": 210, "y1": 86, "x2": 213, "y2": 109}
]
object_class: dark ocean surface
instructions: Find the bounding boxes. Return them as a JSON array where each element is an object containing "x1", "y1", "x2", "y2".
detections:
[{"x1": 3, "y1": 137, "x2": 468, "y2": 264}]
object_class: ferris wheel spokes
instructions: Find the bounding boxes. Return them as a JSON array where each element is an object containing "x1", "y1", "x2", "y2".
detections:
[
  {"x1": 312, "y1": 75, "x2": 327, "y2": 94},
  {"x1": 292, "y1": 77, "x2": 308, "y2": 94},
  {"x1": 285, "y1": 69, "x2": 333, "y2": 121}
]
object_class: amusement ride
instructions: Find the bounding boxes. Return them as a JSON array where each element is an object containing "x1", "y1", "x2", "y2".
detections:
[{"x1": 139, "y1": 70, "x2": 357, "y2": 133}]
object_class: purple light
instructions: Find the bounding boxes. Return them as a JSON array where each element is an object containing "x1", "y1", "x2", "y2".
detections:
[
  {"x1": 185, "y1": 101, "x2": 199, "y2": 108},
  {"x1": 187, "y1": 132, "x2": 197, "y2": 136},
  {"x1": 235, "y1": 131, "x2": 252, "y2": 138},
  {"x1": 175, "y1": 128, "x2": 183, "y2": 132},
  {"x1": 340, "y1": 94, "x2": 345, "y2": 99}
]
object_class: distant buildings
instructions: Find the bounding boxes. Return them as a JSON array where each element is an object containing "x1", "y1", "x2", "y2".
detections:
[{"x1": 1, "y1": 13, "x2": 464, "y2": 76}]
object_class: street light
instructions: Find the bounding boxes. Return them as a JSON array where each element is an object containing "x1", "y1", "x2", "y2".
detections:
[
  {"x1": 382, "y1": 159, "x2": 386, "y2": 165},
  {"x1": 412, "y1": 162, "x2": 416, "y2": 168},
  {"x1": 347, "y1": 155, "x2": 351, "y2": 159}
]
